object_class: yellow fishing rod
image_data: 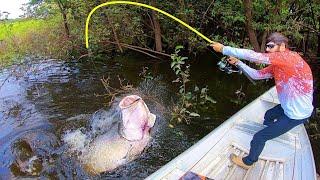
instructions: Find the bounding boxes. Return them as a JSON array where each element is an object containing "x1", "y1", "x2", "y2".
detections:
[{"x1": 85, "y1": 0, "x2": 213, "y2": 49}]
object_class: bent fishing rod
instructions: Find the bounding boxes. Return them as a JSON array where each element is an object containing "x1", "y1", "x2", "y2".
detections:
[{"x1": 85, "y1": 0, "x2": 256, "y2": 84}]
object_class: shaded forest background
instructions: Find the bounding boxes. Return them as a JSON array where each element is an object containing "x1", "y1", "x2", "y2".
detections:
[{"x1": 1, "y1": 0, "x2": 319, "y2": 61}]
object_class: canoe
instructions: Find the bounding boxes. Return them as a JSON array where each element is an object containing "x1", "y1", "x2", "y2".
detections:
[{"x1": 147, "y1": 86, "x2": 317, "y2": 180}]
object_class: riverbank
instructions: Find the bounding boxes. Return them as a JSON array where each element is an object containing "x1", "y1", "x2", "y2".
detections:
[{"x1": 0, "y1": 17, "x2": 69, "y2": 67}]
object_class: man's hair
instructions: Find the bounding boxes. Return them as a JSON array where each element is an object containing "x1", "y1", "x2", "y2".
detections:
[{"x1": 267, "y1": 32, "x2": 289, "y2": 47}]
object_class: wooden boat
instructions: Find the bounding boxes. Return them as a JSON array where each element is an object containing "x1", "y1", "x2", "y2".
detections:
[{"x1": 147, "y1": 87, "x2": 317, "y2": 180}]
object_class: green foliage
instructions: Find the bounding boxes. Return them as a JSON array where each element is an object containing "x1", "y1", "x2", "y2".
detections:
[
  {"x1": 171, "y1": 45, "x2": 187, "y2": 76},
  {"x1": 306, "y1": 108, "x2": 320, "y2": 140},
  {"x1": 1, "y1": 0, "x2": 320, "y2": 66},
  {"x1": 170, "y1": 45, "x2": 216, "y2": 125},
  {"x1": 0, "y1": 19, "x2": 46, "y2": 66},
  {"x1": 0, "y1": 17, "x2": 71, "y2": 67},
  {"x1": 230, "y1": 86, "x2": 247, "y2": 106},
  {"x1": 139, "y1": 67, "x2": 154, "y2": 80},
  {"x1": 0, "y1": 19, "x2": 46, "y2": 40},
  {"x1": 208, "y1": 0, "x2": 320, "y2": 53}
]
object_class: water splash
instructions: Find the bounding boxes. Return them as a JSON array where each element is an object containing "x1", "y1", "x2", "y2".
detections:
[{"x1": 63, "y1": 129, "x2": 89, "y2": 153}]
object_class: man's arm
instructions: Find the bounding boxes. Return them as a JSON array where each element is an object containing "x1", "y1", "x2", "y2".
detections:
[
  {"x1": 236, "y1": 61, "x2": 273, "y2": 80},
  {"x1": 223, "y1": 46, "x2": 271, "y2": 65}
]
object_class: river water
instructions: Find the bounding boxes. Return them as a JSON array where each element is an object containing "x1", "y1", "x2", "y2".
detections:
[{"x1": 0, "y1": 54, "x2": 317, "y2": 178}]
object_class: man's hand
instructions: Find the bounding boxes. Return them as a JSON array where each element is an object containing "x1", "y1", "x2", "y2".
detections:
[
  {"x1": 227, "y1": 56, "x2": 239, "y2": 65},
  {"x1": 210, "y1": 42, "x2": 224, "y2": 53}
]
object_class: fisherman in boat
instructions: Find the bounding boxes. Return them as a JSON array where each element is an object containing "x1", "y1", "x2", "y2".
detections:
[{"x1": 210, "y1": 32, "x2": 314, "y2": 169}]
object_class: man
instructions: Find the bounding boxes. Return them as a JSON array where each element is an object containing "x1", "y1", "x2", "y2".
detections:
[{"x1": 211, "y1": 32, "x2": 314, "y2": 169}]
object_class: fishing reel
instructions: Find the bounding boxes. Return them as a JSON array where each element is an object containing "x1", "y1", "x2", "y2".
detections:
[
  {"x1": 206, "y1": 45, "x2": 256, "y2": 84},
  {"x1": 216, "y1": 57, "x2": 240, "y2": 74},
  {"x1": 205, "y1": 45, "x2": 240, "y2": 74}
]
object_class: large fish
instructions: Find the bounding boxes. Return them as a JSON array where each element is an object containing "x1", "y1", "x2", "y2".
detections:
[{"x1": 81, "y1": 95, "x2": 156, "y2": 174}]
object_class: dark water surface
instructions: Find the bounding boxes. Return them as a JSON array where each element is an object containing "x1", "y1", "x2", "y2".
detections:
[{"x1": 0, "y1": 54, "x2": 317, "y2": 178}]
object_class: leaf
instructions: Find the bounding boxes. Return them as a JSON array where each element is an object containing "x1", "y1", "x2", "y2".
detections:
[
  {"x1": 194, "y1": 85, "x2": 199, "y2": 92},
  {"x1": 185, "y1": 102, "x2": 192, "y2": 108},
  {"x1": 180, "y1": 108, "x2": 186, "y2": 113},
  {"x1": 173, "y1": 64, "x2": 180, "y2": 70},
  {"x1": 185, "y1": 92, "x2": 192, "y2": 100},
  {"x1": 172, "y1": 78, "x2": 180, "y2": 83},
  {"x1": 201, "y1": 87, "x2": 207, "y2": 94},
  {"x1": 169, "y1": 124, "x2": 174, "y2": 128},
  {"x1": 170, "y1": 61, "x2": 175, "y2": 68},
  {"x1": 180, "y1": 57, "x2": 188, "y2": 61},
  {"x1": 179, "y1": 88, "x2": 184, "y2": 94},
  {"x1": 175, "y1": 45, "x2": 184, "y2": 51},
  {"x1": 205, "y1": 96, "x2": 217, "y2": 103},
  {"x1": 189, "y1": 112, "x2": 200, "y2": 117}
]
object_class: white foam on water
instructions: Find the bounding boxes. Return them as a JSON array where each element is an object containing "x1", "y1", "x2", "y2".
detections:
[{"x1": 63, "y1": 129, "x2": 89, "y2": 153}]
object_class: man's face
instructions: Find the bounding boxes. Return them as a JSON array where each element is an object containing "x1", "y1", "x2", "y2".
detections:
[{"x1": 266, "y1": 42, "x2": 280, "y2": 53}]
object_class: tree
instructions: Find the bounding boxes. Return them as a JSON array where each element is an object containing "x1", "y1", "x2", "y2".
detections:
[
  {"x1": 151, "y1": 0, "x2": 163, "y2": 52},
  {"x1": 28, "y1": 0, "x2": 70, "y2": 38},
  {"x1": 0, "y1": 11, "x2": 10, "y2": 20},
  {"x1": 55, "y1": 0, "x2": 70, "y2": 38},
  {"x1": 243, "y1": 0, "x2": 260, "y2": 51}
]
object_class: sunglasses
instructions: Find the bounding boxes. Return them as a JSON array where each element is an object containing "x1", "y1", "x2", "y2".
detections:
[{"x1": 266, "y1": 43, "x2": 277, "y2": 49}]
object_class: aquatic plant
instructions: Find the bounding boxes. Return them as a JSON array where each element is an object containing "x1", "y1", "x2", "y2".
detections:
[
  {"x1": 170, "y1": 45, "x2": 216, "y2": 125},
  {"x1": 139, "y1": 67, "x2": 154, "y2": 80}
]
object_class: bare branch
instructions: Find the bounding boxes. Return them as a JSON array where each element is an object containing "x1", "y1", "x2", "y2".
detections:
[{"x1": 100, "y1": 76, "x2": 134, "y2": 106}]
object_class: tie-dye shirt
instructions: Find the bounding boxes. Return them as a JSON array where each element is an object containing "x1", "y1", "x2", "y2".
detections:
[{"x1": 223, "y1": 46, "x2": 314, "y2": 120}]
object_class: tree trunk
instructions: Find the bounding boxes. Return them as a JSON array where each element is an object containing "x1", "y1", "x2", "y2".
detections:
[
  {"x1": 199, "y1": 0, "x2": 215, "y2": 30},
  {"x1": 56, "y1": 0, "x2": 70, "y2": 38},
  {"x1": 318, "y1": 17, "x2": 320, "y2": 57},
  {"x1": 151, "y1": 0, "x2": 162, "y2": 52},
  {"x1": 318, "y1": 33, "x2": 320, "y2": 57},
  {"x1": 106, "y1": 16, "x2": 123, "y2": 53},
  {"x1": 260, "y1": 31, "x2": 268, "y2": 52},
  {"x1": 317, "y1": 17, "x2": 320, "y2": 109},
  {"x1": 243, "y1": 0, "x2": 260, "y2": 52},
  {"x1": 178, "y1": 0, "x2": 186, "y2": 22},
  {"x1": 304, "y1": 32, "x2": 310, "y2": 55}
]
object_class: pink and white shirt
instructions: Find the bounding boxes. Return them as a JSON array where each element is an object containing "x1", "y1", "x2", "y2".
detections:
[{"x1": 223, "y1": 46, "x2": 314, "y2": 120}]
